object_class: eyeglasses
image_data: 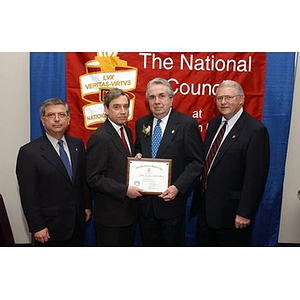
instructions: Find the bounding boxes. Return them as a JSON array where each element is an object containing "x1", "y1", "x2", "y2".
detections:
[
  {"x1": 215, "y1": 95, "x2": 241, "y2": 102},
  {"x1": 44, "y1": 112, "x2": 68, "y2": 119}
]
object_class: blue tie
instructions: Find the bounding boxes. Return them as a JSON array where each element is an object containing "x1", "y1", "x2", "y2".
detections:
[
  {"x1": 152, "y1": 119, "x2": 162, "y2": 158},
  {"x1": 58, "y1": 140, "x2": 72, "y2": 180}
]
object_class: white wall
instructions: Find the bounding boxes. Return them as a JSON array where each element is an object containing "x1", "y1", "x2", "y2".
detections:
[
  {"x1": 278, "y1": 54, "x2": 300, "y2": 244},
  {"x1": 0, "y1": 52, "x2": 31, "y2": 243},
  {"x1": 0, "y1": 52, "x2": 299, "y2": 244}
]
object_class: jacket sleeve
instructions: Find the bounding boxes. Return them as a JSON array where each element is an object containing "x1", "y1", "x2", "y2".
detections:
[
  {"x1": 85, "y1": 132, "x2": 128, "y2": 202},
  {"x1": 173, "y1": 118, "x2": 204, "y2": 196},
  {"x1": 16, "y1": 146, "x2": 47, "y2": 233},
  {"x1": 237, "y1": 125, "x2": 270, "y2": 219}
]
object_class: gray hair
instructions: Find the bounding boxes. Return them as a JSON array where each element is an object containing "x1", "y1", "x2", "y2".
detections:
[
  {"x1": 216, "y1": 80, "x2": 244, "y2": 95},
  {"x1": 146, "y1": 77, "x2": 174, "y2": 100},
  {"x1": 103, "y1": 88, "x2": 130, "y2": 108},
  {"x1": 39, "y1": 98, "x2": 70, "y2": 117}
]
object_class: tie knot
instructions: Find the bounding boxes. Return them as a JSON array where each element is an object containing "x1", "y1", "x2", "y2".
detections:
[
  {"x1": 157, "y1": 119, "x2": 162, "y2": 125},
  {"x1": 58, "y1": 140, "x2": 64, "y2": 147},
  {"x1": 120, "y1": 127, "x2": 125, "y2": 137}
]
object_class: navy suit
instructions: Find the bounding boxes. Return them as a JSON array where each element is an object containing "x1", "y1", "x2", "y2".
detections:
[
  {"x1": 135, "y1": 109, "x2": 204, "y2": 245},
  {"x1": 191, "y1": 111, "x2": 270, "y2": 246},
  {"x1": 86, "y1": 119, "x2": 137, "y2": 245},
  {"x1": 16, "y1": 134, "x2": 91, "y2": 243}
]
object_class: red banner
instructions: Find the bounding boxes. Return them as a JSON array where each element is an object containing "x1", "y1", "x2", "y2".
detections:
[{"x1": 66, "y1": 52, "x2": 266, "y2": 145}]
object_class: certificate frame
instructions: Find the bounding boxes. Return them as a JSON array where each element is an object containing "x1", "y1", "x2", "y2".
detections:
[{"x1": 126, "y1": 158, "x2": 172, "y2": 195}]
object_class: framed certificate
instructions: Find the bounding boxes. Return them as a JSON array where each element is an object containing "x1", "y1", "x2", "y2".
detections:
[{"x1": 127, "y1": 158, "x2": 172, "y2": 195}]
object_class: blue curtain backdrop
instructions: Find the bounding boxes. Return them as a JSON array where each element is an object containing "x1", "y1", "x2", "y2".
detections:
[
  {"x1": 30, "y1": 52, "x2": 295, "y2": 246},
  {"x1": 249, "y1": 53, "x2": 295, "y2": 246}
]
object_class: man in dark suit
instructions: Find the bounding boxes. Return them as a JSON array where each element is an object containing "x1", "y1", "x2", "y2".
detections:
[
  {"x1": 135, "y1": 77, "x2": 204, "y2": 246},
  {"x1": 86, "y1": 88, "x2": 144, "y2": 246},
  {"x1": 192, "y1": 80, "x2": 270, "y2": 246},
  {"x1": 16, "y1": 98, "x2": 92, "y2": 246}
]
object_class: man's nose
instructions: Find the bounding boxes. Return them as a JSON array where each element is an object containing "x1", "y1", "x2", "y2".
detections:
[{"x1": 54, "y1": 114, "x2": 60, "y2": 120}]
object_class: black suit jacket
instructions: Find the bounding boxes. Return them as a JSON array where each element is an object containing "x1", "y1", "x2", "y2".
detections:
[
  {"x1": 16, "y1": 134, "x2": 91, "y2": 241},
  {"x1": 86, "y1": 119, "x2": 137, "y2": 227},
  {"x1": 135, "y1": 109, "x2": 204, "y2": 219},
  {"x1": 192, "y1": 110, "x2": 270, "y2": 229}
]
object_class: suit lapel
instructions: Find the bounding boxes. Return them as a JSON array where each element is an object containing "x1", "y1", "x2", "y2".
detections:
[
  {"x1": 40, "y1": 134, "x2": 72, "y2": 182},
  {"x1": 105, "y1": 120, "x2": 131, "y2": 157},
  {"x1": 66, "y1": 136, "x2": 79, "y2": 180},
  {"x1": 204, "y1": 116, "x2": 222, "y2": 156},
  {"x1": 211, "y1": 112, "x2": 245, "y2": 168},
  {"x1": 124, "y1": 125, "x2": 134, "y2": 156},
  {"x1": 140, "y1": 115, "x2": 153, "y2": 158},
  {"x1": 156, "y1": 110, "x2": 179, "y2": 158}
]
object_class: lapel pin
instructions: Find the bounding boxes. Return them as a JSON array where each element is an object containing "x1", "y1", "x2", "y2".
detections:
[
  {"x1": 232, "y1": 135, "x2": 236, "y2": 139},
  {"x1": 171, "y1": 130, "x2": 175, "y2": 134}
]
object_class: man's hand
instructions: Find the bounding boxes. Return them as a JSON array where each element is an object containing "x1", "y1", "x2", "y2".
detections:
[
  {"x1": 33, "y1": 228, "x2": 50, "y2": 243},
  {"x1": 85, "y1": 209, "x2": 92, "y2": 222},
  {"x1": 135, "y1": 153, "x2": 142, "y2": 160},
  {"x1": 159, "y1": 185, "x2": 179, "y2": 202},
  {"x1": 127, "y1": 186, "x2": 145, "y2": 199},
  {"x1": 235, "y1": 215, "x2": 251, "y2": 229}
]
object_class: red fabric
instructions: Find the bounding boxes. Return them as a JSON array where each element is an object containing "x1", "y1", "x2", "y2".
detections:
[{"x1": 66, "y1": 52, "x2": 266, "y2": 146}]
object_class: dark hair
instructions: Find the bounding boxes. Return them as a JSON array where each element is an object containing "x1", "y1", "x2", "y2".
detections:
[{"x1": 103, "y1": 88, "x2": 130, "y2": 108}]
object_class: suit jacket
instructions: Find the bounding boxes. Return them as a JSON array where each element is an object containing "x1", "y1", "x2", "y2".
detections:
[
  {"x1": 135, "y1": 109, "x2": 204, "y2": 219},
  {"x1": 16, "y1": 134, "x2": 91, "y2": 241},
  {"x1": 191, "y1": 110, "x2": 270, "y2": 229},
  {"x1": 86, "y1": 119, "x2": 137, "y2": 227}
]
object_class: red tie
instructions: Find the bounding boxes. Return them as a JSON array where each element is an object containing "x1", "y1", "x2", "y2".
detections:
[
  {"x1": 201, "y1": 121, "x2": 227, "y2": 195},
  {"x1": 120, "y1": 127, "x2": 131, "y2": 155}
]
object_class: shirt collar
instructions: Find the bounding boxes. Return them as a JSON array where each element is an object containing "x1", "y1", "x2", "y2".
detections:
[
  {"x1": 153, "y1": 107, "x2": 172, "y2": 125},
  {"x1": 107, "y1": 118, "x2": 125, "y2": 135},
  {"x1": 222, "y1": 107, "x2": 243, "y2": 129},
  {"x1": 46, "y1": 132, "x2": 66, "y2": 146}
]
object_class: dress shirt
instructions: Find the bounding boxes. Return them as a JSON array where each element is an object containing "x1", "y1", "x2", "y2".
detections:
[
  {"x1": 205, "y1": 108, "x2": 243, "y2": 171},
  {"x1": 108, "y1": 118, "x2": 131, "y2": 152},
  {"x1": 46, "y1": 132, "x2": 72, "y2": 165},
  {"x1": 152, "y1": 108, "x2": 172, "y2": 136}
]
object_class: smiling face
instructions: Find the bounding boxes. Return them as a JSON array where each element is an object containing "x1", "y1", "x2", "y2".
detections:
[
  {"x1": 104, "y1": 95, "x2": 130, "y2": 126},
  {"x1": 147, "y1": 83, "x2": 173, "y2": 119},
  {"x1": 40, "y1": 104, "x2": 70, "y2": 139},
  {"x1": 215, "y1": 86, "x2": 244, "y2": 120}
]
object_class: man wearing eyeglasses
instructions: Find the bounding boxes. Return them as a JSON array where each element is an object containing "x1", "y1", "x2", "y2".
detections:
[
  {"x1": 191, "y1": 80, "x2": 270, "y2": 246},
  {"x1": 16, "y1": 98, "x2": 92, "y2": 246}
]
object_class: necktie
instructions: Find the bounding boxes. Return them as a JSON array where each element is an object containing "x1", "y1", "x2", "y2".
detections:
[
  {"x1": 120, "y1": 127, "x2": 131, "y2": 155},
  {"x1": 152, "y1": 119, "x2": 162, "y2": 158},
  {"x1": 58, "y1": 140, "x2": 72, "y2": 180},
  {"x1": 201, "y1": 120, "x2": 227, "y2": 195}
]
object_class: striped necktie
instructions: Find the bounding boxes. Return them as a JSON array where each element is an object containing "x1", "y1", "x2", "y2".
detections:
[{"x1": 201, "y1": 120, "x2": 227, "y2": 195}]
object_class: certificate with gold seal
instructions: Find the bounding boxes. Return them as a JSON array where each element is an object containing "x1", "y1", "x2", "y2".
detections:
[{"x1": 127, "y1": 158, "x2": 172, "y2": 195}]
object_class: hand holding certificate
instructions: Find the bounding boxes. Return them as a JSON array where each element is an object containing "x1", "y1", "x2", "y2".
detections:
[{"x1": 127, "y1": 158, "x2": 172, "y2": 195}]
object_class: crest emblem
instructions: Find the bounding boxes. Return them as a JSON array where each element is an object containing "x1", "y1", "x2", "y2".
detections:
[{"x1": 79, "y1": 52, "x2": 138, "y2": 130}]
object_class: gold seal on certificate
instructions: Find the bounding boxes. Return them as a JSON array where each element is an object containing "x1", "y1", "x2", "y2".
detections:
[{"x1": 127, "y1": 158, "x2": 172, "y2": 195}]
